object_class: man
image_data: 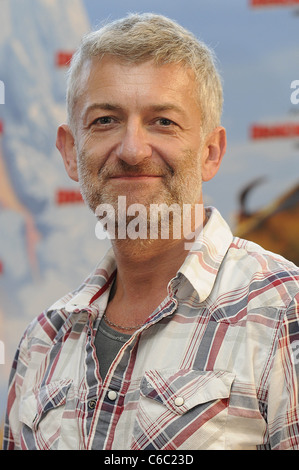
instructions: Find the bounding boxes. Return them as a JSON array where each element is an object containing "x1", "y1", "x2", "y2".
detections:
[{"x1": 3, "y1": 13, "x2": 299, "y2": 450}]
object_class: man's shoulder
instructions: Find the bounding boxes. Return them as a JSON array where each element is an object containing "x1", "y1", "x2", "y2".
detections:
[
  {"x1": 24, "y1": 300, "x2": 74, "y2": 346},
  {"x1": 224, "y1": 236, "x2": 299, "y2": 305},
  {"x1": 229, "y1": 236, "x2": 299, "y2": 272},
  {"x1": 24, "y1": 249, "x2": 116, "y2": 345}
]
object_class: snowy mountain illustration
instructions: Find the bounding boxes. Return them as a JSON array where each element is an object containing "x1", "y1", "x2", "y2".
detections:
[
  {"x1": 0, "y1": 0, "x2": 90, "y2": 205},
  {"x1": 0, "y1": 0, "x2": 110, "y2": 416}
]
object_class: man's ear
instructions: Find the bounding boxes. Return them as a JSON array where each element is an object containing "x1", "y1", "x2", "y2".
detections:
[
  {"x1": 201, "y1": 126, "x2": 226, "y2": 182},
  {"x1": 56, "y1": 124, "x2": 79, "y2": 182}
]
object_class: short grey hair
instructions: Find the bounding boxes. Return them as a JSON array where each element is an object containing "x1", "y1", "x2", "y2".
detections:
[{"x1": 66, "y1": 13, "x2": 223, "y2": 135}]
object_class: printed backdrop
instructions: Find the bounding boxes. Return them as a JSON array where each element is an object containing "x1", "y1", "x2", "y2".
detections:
[{"x1": 0, "y1": 0, "x2": 299, "y2": 430}]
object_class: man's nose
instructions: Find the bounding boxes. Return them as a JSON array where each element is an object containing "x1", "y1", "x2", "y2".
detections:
[{"x1": 115, "y1": 120, "x2": 152, "y2": 165}]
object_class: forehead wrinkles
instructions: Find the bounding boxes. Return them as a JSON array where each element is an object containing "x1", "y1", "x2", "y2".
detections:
[{"x1": 74, "y1": 57, "x2": 200, "y2": 119}]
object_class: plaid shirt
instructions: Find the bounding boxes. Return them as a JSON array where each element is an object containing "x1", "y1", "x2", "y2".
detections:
[{"x1": 3, "y1": 207, "x2": 299, "y2": 450}]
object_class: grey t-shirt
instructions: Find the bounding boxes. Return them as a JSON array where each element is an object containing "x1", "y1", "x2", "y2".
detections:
[{"x1": 94, "y1": 318, "x2": 131, "y2": 380}]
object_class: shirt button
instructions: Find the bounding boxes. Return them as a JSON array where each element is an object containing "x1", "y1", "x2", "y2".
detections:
[
  {"x1": 88, "y1": 399, "x2": 97, "y2": 410},
  {"x1": 174, "y1": 396, "x2": 185, "y2": 407},
  {"x1": 107, "y1": 390, "x2": 118, "y2": 401}
]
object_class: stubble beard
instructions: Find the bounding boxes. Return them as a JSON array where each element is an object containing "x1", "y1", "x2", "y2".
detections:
[{"x1": 77, "y1": 149, "x2": 203, "y2": 246}]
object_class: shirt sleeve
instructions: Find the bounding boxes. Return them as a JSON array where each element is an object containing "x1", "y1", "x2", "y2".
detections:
[
  {"x1": 2, "y1": 330, "x2": 30, "y2": 450},
  {"x1": 267, "y1": 293, "x2": 299, "y2": 450}
]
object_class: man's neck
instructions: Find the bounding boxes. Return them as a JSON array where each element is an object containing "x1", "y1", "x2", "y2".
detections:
[
  {"x1": 112, "y1": 236, "x2": 188, "y2": 295},
  {"x1": 110, "y1": 201, "x2": 205, "y2": 292},
  {"x1": 105, "y1": 237, "x2": 189, "y2": 331},
  {"x1": 103, "y1": 203, "x2": 206, "y2": 331}
]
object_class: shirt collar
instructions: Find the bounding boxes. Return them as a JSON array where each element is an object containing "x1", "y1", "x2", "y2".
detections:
[
  {"x1": 53, "y1": 207, "x2": 233, "y2": 313},
  {"x1": 176, "y1": 206, "x2": 233, "y2": 303},
  {"x1": 50, "y1": 248, "x2": 117, "y2": 313}
]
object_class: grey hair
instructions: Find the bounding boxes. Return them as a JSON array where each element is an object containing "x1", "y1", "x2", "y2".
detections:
[{"x1": 66, "y1": 13, "x2": 223, "y2": 135}]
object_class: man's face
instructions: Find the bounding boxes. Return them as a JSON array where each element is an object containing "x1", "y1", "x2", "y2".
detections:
[{"x1": 72, "y1": 56, "x2": 205, "y2": 215}]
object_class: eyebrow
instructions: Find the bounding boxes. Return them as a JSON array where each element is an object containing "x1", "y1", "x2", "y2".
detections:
[
  {"x1": 148, "y1": 104, "x2": 186, "y2": 115},
  {"x1": 83, "y1": 103, "x2": 122, "y2": 117}
]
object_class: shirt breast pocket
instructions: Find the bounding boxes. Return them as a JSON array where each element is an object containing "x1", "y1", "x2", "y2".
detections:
[
  {"x1": 19, "y1": 378, "x2": 72, "y2": 450},
  {"x1": 133, "y1": 369, "x2": 234, "y2": 450}
]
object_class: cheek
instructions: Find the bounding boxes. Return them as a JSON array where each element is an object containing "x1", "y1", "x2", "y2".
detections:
[
  {"x1": 77, "y1": 142, "x2": 107, "y2": 176},
  {"x1": 175, "y1": 151, "x2": 202, "y2": 200},
  {"x1": 77, "y1": 152, "x2": 98, "y2": 188},
  {"x1": 76, "y1": 129, "x2": 112, "y2": 161},
  {"x1": 173, "y1": 149, "x2": 201, "y2": 177}
]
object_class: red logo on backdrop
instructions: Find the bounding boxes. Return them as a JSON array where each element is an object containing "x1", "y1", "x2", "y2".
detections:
[
  {"x1": 55, "y1": 51, "x2": 74, "y2": 67},
  {"x1": 0, "y1": 261, "x2": 3, "y2": 275},
  {"x1": 56, "y1": 189, "x2": 84, "y2": 205},
  {"x1": 250, "y1": 122, "x2": 299, "y2": 139},
  {"x1": 0, "y1": 120, "x2": 3, "y2": 134},
  {"x1": 250, "y1": 0, "x2": 299, "y2": 6}
]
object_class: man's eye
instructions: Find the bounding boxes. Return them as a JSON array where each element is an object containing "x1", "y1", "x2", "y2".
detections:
[
  {"x1": 92, "y1": 116, "x2": 114, "y2": 126},
  {"x1": 158, "y1": 118, "x2": 174, "y2": 126}
]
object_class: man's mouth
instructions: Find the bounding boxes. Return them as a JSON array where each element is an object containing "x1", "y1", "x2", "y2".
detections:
[{"x1": 109, "y1": 174, "x2": 163, "y2": 180}]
